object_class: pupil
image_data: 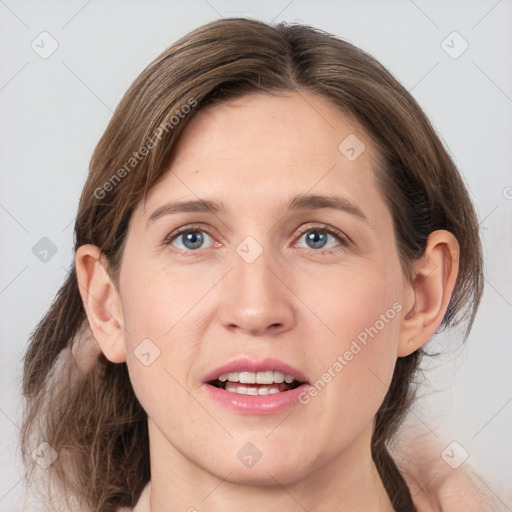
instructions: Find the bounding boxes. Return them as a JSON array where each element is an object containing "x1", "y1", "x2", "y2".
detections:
[
  {"x1": 183, "y1": 231, "x2": 203, "y2": 249},
  {"x1": 306, "y1": 231, "x2": 327, "y2": 249}
]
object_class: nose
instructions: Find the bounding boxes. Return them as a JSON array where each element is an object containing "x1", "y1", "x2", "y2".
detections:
[{"x1": 218, "y1": 244, "x2": 296, "y2": 337}]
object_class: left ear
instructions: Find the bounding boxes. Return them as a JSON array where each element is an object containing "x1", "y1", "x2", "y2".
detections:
[{"x1": 397, "y1": 230, "x2": 460, "y2": 357}]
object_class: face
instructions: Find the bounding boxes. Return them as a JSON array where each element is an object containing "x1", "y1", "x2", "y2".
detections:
[{"x1": 116, "y1": 92, "x2": 409, "y2": 485}]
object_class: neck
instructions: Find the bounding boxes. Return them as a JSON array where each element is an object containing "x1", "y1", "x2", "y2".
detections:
[{"x1": 145, "y1": 419, "x2": 395, "y2": 512}]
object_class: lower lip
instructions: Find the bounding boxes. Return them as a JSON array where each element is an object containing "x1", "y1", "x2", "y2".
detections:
[{"x1": 202, "y1": 383, "x2": 309, "y2": 415}]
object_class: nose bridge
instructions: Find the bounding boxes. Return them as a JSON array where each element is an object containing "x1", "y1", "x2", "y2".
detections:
[
  {"x1": 219, "y1": 236, "x2": 295, "y2": 335},
  {"x1": 234, "y1": 236, "x2": 275, "y2": 294}
]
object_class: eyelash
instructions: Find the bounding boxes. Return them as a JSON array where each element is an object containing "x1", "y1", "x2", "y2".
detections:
[{"x1": 163, "y1": 222, "x2": 351, "y2": 257}]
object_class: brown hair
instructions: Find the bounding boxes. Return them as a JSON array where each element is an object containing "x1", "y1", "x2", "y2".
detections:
[{"x1": 21, "y1": 17, "x2": 483, "y2": 512}]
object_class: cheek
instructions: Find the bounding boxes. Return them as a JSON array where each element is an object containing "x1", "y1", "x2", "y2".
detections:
[
  {"x1": 295, "y1": 259, "x2": 402, "y2": 349},
  {"x1": 118, "y1": 250, "x2": 207, "y2": 419},
  {"x1": 296, "y1": 260, "x2": 402, "y2": 410},
  {"x1": 119, "y1": 247, "x2": 204, "y2": 342}
]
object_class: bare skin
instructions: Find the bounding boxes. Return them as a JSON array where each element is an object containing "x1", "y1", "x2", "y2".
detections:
[
  {"x1": 76, "y1": 92, "x2": 459, "y2": 512},
  {"x1": 392, "y1": 424, "x2": 504, "y2": 512}
]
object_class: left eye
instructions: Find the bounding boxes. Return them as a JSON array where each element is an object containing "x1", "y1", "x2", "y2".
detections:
[{"x1": 296, "y1": 229, "x2": 341, "y2": 250}]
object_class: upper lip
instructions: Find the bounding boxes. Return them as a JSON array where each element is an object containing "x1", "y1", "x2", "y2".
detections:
[{"x1": 203, "y1": 357, "x2": 309, "y2": 384}]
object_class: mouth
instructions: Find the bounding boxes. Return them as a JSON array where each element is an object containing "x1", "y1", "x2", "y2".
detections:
[
  {"x1": 202, "y1": 358, "x2": 310, "y2": 414},
  {"x1": 208, "y1": 370, "x2": 304, "y2": 395}
]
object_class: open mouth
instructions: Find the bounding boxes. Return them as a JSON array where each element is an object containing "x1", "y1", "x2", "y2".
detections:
[{"x1": 208, "y1": 370, "x2": 304, "y2": 396}]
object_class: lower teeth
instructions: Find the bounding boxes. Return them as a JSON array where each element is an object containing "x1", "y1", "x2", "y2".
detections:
[{"x1": 224, "y1": 382, "x2": 287, "y2": 395}]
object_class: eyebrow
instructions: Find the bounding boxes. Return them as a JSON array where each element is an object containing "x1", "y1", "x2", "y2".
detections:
[{"x1": 146, "y1": 193, "x2": 368, "y2": 226}]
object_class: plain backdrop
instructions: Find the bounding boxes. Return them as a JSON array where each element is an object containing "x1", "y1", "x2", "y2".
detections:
[{"x1": 1, "y1": 0, "x2": 511, "y2": 510}]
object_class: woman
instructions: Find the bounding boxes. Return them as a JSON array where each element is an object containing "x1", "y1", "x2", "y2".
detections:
[{"x1": 21, "y1": 18, "x2": 491, "y2": 512}]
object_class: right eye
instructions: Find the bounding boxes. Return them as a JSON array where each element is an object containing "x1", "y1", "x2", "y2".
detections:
[{"x1": 163, "y1": 225, "x2": 217, "y2": 253}]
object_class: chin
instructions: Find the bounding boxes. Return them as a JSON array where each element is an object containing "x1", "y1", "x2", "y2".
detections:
[{"x1": 204, "y1": 453, "x2": 315, "y2": 487}]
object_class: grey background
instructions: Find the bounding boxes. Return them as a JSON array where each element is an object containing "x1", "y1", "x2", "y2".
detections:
[{"x1": 1, "y1": 0, "x2": 511, "y2": 509}]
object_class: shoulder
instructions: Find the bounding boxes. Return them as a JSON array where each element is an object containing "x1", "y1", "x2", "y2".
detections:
[{"x1": 407, "y1": 466, "x2": 507, "y2": 512}]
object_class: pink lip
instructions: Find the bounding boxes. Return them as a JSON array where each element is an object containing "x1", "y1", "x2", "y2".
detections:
[
  {"x1": 202, "y1": 357, "x2": 308, "y2": 384},
  {"x1": 201, "y1": 357, "x2": 309, "y2": 415},
  {"x1": 202, "y1": 383, "x2": 309, "y2": 415}
]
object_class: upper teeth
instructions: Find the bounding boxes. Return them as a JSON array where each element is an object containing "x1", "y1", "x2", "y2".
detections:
[{"x1": 218, "y1": 371, "x2": 295, "y2": 384}]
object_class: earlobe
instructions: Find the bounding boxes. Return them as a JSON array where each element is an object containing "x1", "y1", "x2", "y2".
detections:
[
  {"x1": 397, "y1": 231, "x2": 460, "y2": 357},
  {"x1": 74, "y1": 244, "x2": 127, "y2": 363}
]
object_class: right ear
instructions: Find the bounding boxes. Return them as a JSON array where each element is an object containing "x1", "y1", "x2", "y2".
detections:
[{"x1": 74, "y1": 244, "x2": 127, "y2": 363}]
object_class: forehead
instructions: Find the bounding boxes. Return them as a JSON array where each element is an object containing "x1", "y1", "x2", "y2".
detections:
[
  {"x1": 137, "y1": 92, "x2": 387, "y2": 225},
  {"x1": 168, "y1": 92, "x2": 375, "y2": 172}
]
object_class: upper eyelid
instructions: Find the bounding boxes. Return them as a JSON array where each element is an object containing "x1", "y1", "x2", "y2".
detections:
[{"x1": 164, "y1": 222, "x2": 216, "y2": 243}]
